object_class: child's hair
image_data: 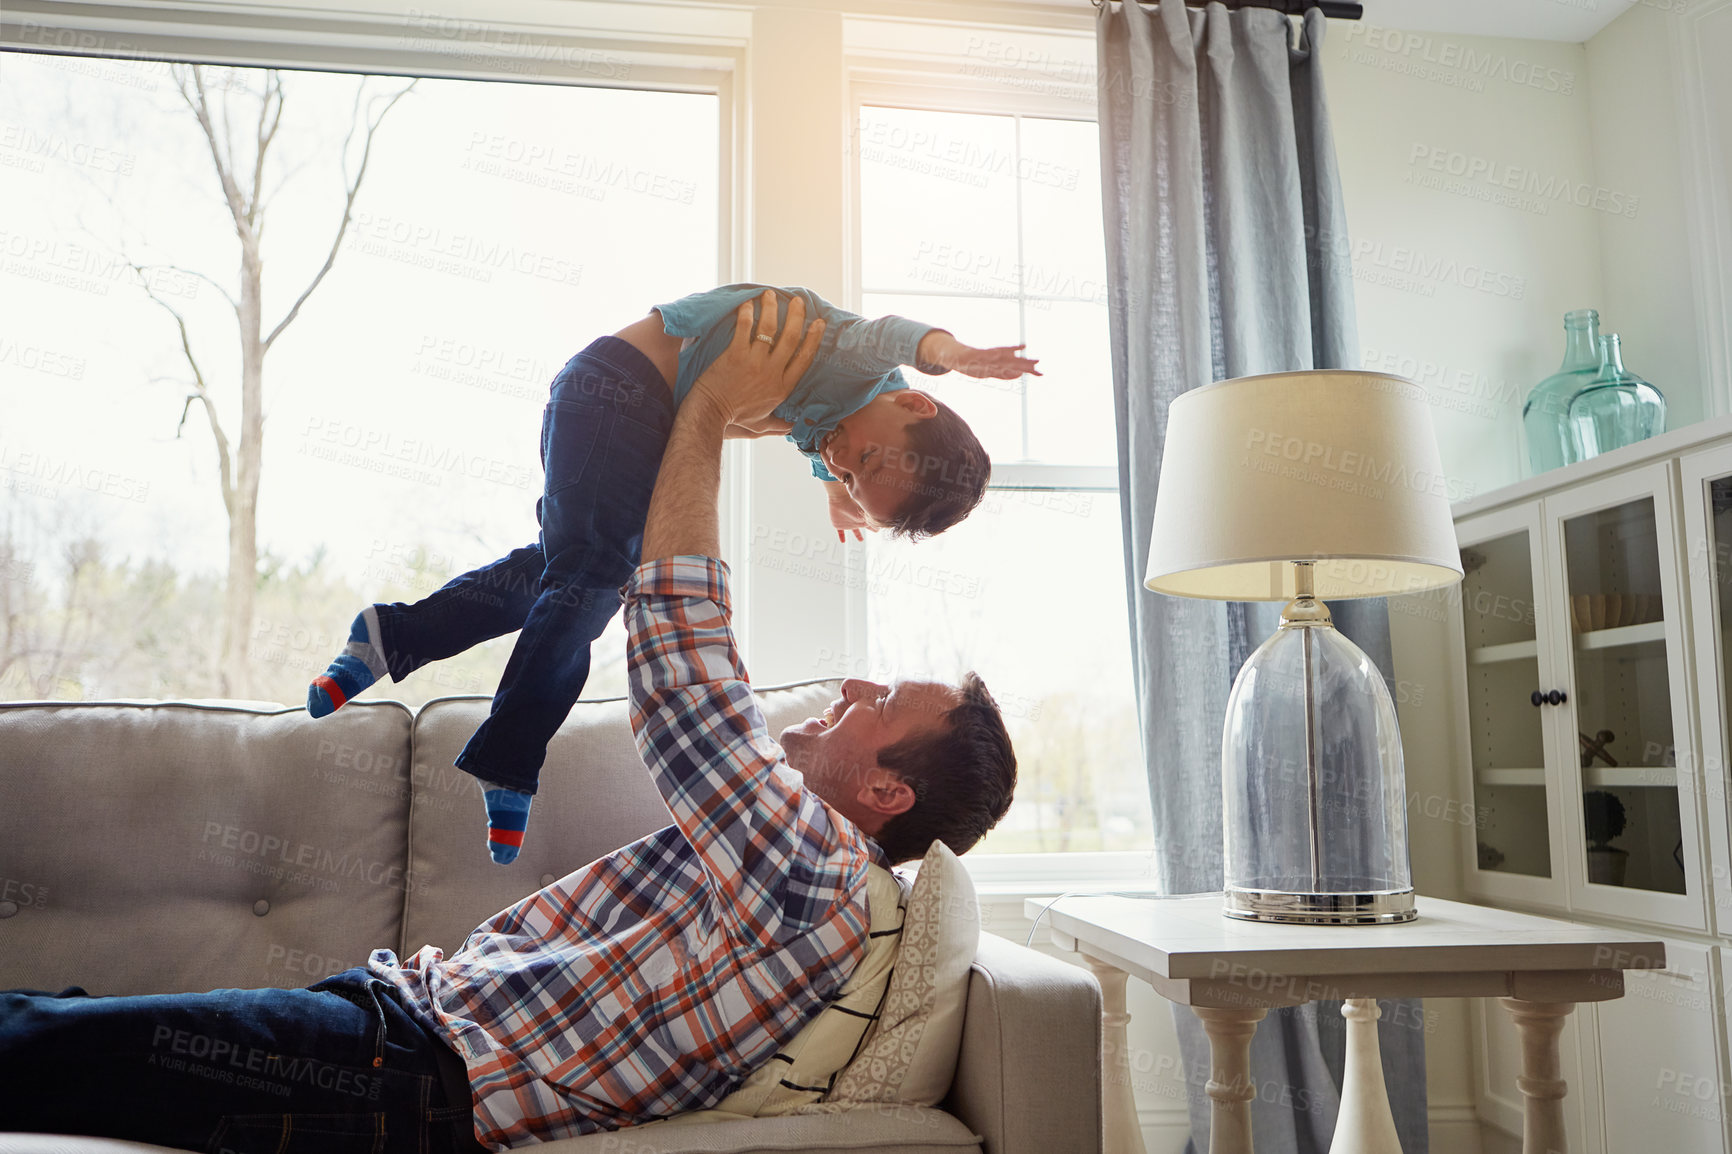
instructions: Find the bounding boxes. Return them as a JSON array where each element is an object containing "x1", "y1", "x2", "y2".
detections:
[{"x1": 883, "y1": 399, "x2": 990, "y2": 541}]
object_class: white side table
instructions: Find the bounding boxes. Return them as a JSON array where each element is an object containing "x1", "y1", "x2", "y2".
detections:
[{"x1": 1026, "y1": 893, "x2": 1665, "y2": 1154}]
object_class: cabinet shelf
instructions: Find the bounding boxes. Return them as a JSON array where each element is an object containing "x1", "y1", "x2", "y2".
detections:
[
  {"x1": 1463, "y1": 622, "x2": 1668, "y2": 664},
  {"x1": 1466, "y1": 639, "x2": 1538, "y2": 665},
  {"x1": 1475, "y1": 768, "x2": 1546, "y2": 787},
  {"x1": 1583, "y1": 766, "x2": 1679, "y2": 789},
  {"x1": 1574, "y1": 621, "x2": 1666, "y2": 650}
]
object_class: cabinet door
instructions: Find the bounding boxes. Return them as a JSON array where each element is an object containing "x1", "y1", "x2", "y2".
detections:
[
  {"x1": 1453, "y1": 503, "x2": 1569, "y2": 908},
  {"x1": 1595, "y1": 941, "x2": 1726, "y2": 1151},
  {"x1": 1680, "y1": 445, "x2": 1732, "y2": 937},
  {"x1": 1544, "y1": 462, "x2": 1709, "y2": 931}
]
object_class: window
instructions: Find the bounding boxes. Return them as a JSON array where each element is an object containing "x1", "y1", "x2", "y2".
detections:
[
  {"x1": 0, "y1": 52, "x2": 718, "y2": 705},
  {"x1": 856, "y1": 105, "x2": 1150, "y2": 853}
]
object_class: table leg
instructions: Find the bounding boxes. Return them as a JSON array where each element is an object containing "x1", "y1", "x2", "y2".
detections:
[
  {"x1": 1328, "y1": 999, "x2": 1402, "y2": 1154},
  {"x1": 1498, "y1": 998, "x2": 1574, "y2": 1154},
  {"x1": 1082, "y1": 956, "x2": 1150, "y2": 1154},
  {"x1": 1193, "y1": 1005, "x2": 1266, "y2": 1154}
]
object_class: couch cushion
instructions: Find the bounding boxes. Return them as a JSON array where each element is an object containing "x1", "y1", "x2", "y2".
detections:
[
  {"x1": 0, "y1": 1108, "x2": 980, "y2": 1154},
  {"x1": 399, "y1": 679, "x2": 842, "y2": 956},
  {"x1": 0, "y1": 700, "x2": 413, "y2": 996},
  {"x1": 536, "y1": 1107, "x2": 979, "y2": 1152}
]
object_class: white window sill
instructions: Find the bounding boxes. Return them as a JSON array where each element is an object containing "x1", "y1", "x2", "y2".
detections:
[{"x1": 961, "y1": 850, "x2": 1163, "y2": 897}]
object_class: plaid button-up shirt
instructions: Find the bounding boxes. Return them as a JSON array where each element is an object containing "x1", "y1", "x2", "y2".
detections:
[{"x1": 372, "y1": 557, "x2": 882, "y2": 1149}]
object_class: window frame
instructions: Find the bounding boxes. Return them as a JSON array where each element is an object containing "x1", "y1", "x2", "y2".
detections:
[
  {"x1": 0, "y1": 0, "x2": 753, "y2": 680},
  {"x1": 846, "y1": 73, "x2": 1153, "y2": 885},
  {"x1": 845, "y1": 76, "x2": 1118, "y2": 491}
]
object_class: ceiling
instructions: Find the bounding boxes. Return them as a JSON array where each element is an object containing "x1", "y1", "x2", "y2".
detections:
[{"x1": 1360, "y1": 0, "x2": 1638, "y2": 43}]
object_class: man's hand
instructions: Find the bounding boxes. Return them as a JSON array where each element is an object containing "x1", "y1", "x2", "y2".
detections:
[
  {"x1": 917, "y1": 329, "x2": 1041, "y2": 380},
  {"x1": 690, "y1": 289, "x2": 825, "y2": 429},
  {"x1": 641, "y1": 290, "x2": 823, "y2": 564},
  {"x1": 824, "y1": 480, "x2": 873, "y2": 542}
]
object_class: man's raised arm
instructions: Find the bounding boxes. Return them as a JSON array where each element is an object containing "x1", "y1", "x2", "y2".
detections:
[
  {"x1": 641, "y1": 291, "x2": 823, "y2": 561},
  {"x1": 624, "y1": 294, "x2": 855, "y2": 943}
]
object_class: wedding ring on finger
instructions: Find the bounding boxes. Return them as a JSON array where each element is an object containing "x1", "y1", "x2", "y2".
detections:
[{"x1": 755, "y1": 333, "x2": 775, "y2": 344}]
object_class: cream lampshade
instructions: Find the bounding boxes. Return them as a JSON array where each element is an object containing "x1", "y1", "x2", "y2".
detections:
[
  {"x1": 1145, "y1": 370, "x2": 1463, "y2": 924},
  {"x1": 1146, "y1": 371, "x2": 1463, "y2": 601}
]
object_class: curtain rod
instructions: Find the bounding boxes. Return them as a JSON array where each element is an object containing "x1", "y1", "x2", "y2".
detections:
[{"x1": 1093, "y1": 0, "x2": 1364, "y2": 18}]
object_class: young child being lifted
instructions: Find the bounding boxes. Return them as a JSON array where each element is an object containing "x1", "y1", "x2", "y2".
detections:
[{"x1": 306, "y1": 285, "x2": 1038, "y2": 863}]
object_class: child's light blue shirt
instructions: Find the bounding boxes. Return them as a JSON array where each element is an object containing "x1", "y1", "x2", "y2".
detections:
[{"x1": 654, "y1": 283, "x2": 948, "y2": 481}]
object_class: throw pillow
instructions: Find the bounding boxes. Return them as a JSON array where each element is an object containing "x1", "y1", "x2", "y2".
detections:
[
  {"x1": 800, "y1": 838, "x2": 980, "y2": 1108},
  {"x1": 653, "y1": 858, "x2": 909, "y2": 1124}
]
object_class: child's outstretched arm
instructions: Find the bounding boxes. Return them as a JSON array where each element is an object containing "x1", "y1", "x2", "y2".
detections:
[{"x1": 915, "y1": 330, "x2": 1042, "y2": 380}]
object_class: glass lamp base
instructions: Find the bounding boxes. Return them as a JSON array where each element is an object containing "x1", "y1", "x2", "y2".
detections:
[{"x1": 1223, "y1": 887, "x2": 1417, "y2": 925}]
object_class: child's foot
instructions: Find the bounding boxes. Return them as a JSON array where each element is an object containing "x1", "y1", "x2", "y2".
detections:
[
  {"x1": 481, "y1": 781, "x2": 533, "y2": 865},
  {"x1": 307, "y1": 608, "x2": 388, "y2": 717}
]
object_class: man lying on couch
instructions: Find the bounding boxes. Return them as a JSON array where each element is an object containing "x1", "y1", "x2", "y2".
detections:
[{"x1": 0, "y1": 298, "x2": 1018, "y2": 1153}]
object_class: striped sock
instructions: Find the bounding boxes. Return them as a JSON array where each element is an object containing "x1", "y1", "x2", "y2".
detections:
[
  {"x1": 480, "y1": 781, "x2": 533, "y2": 865},
  {"x1": 307, "y1": 607, "x2": 389, "y2": 718}
]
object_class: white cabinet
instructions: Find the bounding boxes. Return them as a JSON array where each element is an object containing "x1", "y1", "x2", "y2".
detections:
[
  {"x1": 1546, "y1": 466, "x2": 1707, "y2": 931},
  {"x1": 1594, "y1": 939, "x2": 1723, "y2": 1148},
  {"x1": 1452, "y1": 502, "x2": 1571, "y2": 906},
  {"x1": 1681, "y1": 444, "x2": 1732, "y2": 937},
  {"x1": 1440, "y1": 418, "x2": 1732, "y2": 1154},
  {"x1": 1453, "y1": 462, "x2": 1709, "y2": 931}
]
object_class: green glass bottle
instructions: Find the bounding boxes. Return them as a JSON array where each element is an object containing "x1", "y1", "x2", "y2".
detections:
[
  {"x1": 1567, "y1": 333, "x2": 1666, "y2": 461},
  {"x1": 1522, "y1": 309, "x2": 1603, "y2": 475}
]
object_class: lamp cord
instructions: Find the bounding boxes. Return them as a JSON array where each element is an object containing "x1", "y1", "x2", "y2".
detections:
[{"x1": 1024, "y1": 890, "x2": 1217, "y2": 949}]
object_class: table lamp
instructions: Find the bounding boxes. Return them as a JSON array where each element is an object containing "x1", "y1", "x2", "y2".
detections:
[{"x1": 1144, "y1": 371, "x2": 1463, "y2": 924}]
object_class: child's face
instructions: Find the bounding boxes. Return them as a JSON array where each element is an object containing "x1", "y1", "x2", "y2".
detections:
[{"x1": 819, "y1": 391, "x2": 939, "y2": 527}]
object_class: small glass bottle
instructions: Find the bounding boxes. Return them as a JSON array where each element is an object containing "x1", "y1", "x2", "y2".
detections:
[
  {"x1": 1522, "y1": 309, "x2": 1603, "y2": 475},
  {"x1": 1567, "y1": 334, "x2": 1666, "y2": 462}
]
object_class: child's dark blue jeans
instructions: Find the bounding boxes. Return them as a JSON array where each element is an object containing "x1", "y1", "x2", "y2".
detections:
[
  {"x1": 0, "y1": 968, "x2": 483, "y2": 1153},
  {"x1": 371, "y1": 336, "x2": 675, "y2": 794}
]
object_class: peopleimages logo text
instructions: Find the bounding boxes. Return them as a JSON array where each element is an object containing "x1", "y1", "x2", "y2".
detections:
[
  {"x1": 1341, "y1": 25, "x2": 1574, "y2": 95},
  {"x1": 1244, "y1": 429, "x2": 1473, "y2": 502},
  {"x1": 1408, "y1": 145, "x2": 1639, "y2": 219}
]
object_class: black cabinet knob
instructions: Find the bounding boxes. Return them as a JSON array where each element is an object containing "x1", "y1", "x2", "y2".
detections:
[
  {"x1": 1548, "y1": 689, "x2": 1567, "y2": 706},
  {"x1": 1531, "y1": 690, "x2": 1545, "y2": 707}
]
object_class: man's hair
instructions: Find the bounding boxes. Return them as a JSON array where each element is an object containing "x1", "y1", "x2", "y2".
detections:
[
  {"x1": 882, "y1": 400, "x2": 990, "y2": 541},
  {"x1": 872, "y1": 672, "x2": 1017, "y2": 864}
]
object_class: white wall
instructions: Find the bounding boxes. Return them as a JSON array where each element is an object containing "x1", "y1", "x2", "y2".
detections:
[
  {"x1": 1583, "y1": 3, "x2": 1707, "y2": 430},
  {"x1": 734, "y1": 6, "x2": 856, "y2": 686},
  {"x1": 1326, "y1": 24, "x2": 1605, "y2": 496}
]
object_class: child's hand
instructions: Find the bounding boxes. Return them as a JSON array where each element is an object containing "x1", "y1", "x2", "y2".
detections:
[
  {"x1": 952, "y1": 343, "x2": 1041, "y2": 380},
  {"x1": 918, "y1": 330, "x2": 1040, "y2": 380},
  {"x1": 825, "y1": 481, "x2": 874, "y2": 542}
]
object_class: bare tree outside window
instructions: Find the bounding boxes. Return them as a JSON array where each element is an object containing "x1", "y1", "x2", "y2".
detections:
[
  {"x1": 1, "y1": 54, "x2": 719, "y2": 707},
  {"x1": 137, "y1": 66, "x2": 414, "y2": 696}
]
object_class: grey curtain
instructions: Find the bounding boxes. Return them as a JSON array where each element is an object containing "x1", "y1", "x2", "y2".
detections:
[{"x1": 1097, "y1": 3, "x2": 1428, "y2": 1151}]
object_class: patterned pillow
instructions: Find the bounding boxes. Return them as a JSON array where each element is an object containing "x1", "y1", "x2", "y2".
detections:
[
  {"x1": 651, "y1": 858, "x2": 909, "y2": 1123},
  {"x1": 798, "y1": 839, "x2": 980, "y2": 1108}
]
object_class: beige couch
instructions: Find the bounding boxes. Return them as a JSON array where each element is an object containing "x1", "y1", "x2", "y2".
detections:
[{"x1": 0, "y1": 681, "x2": 1102, "y2": 1154}]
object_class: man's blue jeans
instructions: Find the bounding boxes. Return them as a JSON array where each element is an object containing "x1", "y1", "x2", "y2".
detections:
[
  {"x1": 0, "y1": 968, "x2": 483, "y2": 1153},
  {"x1": 372, "y1": 336, "x2": 674, "y2": 793}
]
